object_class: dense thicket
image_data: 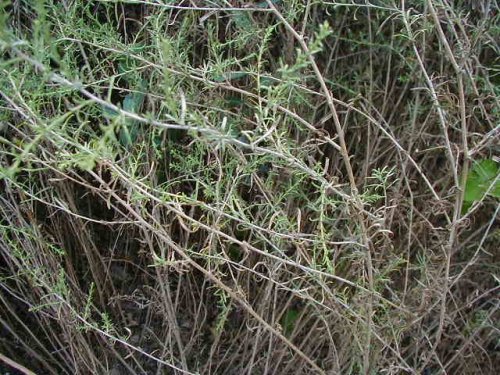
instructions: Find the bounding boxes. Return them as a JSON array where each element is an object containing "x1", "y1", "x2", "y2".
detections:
[{"x1": 0, "y1": 1, "x2": 498, "y2": 374}]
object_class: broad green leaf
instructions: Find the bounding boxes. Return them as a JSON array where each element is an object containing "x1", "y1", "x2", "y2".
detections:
[
  {"x1": 123, "y1": 91, "x2": 145, "y2": 114},
  {"x1": 463, "y1": 159, "x2": 500, "y2": 212},
  {"x1": 119, "y1": 79, "x2": 147, "y2": 147}
]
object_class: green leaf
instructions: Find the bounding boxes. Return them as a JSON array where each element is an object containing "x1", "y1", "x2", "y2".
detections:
[
  {"x1": 281, "y1": 309, "x2": 299, "y2": 336},
  {"x1": 463, "y1": 159, "x2": 500, "y2": 211},
  {"x1": 225, "y1": 96, "x2": 244, "y2": 107},
  {"x1": 119, "y1": 83, "x2": 146, "y2": 147},
  {"x1": 102, "y1": 105, "x2": 119, "y2": 119},
  {"x1": 212, "y1": 71, "x2": 249, "y2": 83},
  {"x1": 123, "y1": 91, "x2": 145, "y2": 113},
  {"x1": 255, "y1": 0, "x2": 282, "y2": 8},
  {"x1": 233, "y1": 13, "x2": 252, "y2": 30}
]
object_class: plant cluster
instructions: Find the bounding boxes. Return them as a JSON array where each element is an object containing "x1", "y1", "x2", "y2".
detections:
[{"x1": 0, "y1": 1, "x2": 498, "y2": 374}]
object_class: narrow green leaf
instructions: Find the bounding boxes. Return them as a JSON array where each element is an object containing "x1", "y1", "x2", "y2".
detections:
[
  {"x1": 102, "y1": 105, "x2": 118, "y2": 119},
  {"x1": 212, "y1": 71, "x2": 249, "y2": 83},
  {"x1": 281, "y1": 309, "x2": 299, "y2": 336}
]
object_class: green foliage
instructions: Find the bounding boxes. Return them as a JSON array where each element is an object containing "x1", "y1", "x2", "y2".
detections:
[
  {"x1": 77, "y1": 282, "x2": 96, "y2": 332},
  {"x1": 0, "y1": 1, "x2": 498, "y2": 374},
  {"x1": 214, "y1": 288, "x2": 231, "y2": 335},
  {"x1": 281, "y1": 308, "x2": 299, "y2": 337},
  {"x1": 463, "y1": 159, "x2": 500, "y2": 212},
  {"x1": 361, "y1": 166, "x2": 396, "y2": 205},
  {"x1": 0, "y1": 0, "x2": 10, "y2": 41},
  {"x1": 119, "y1": 88, "x2": 146, "y2": 146}
]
